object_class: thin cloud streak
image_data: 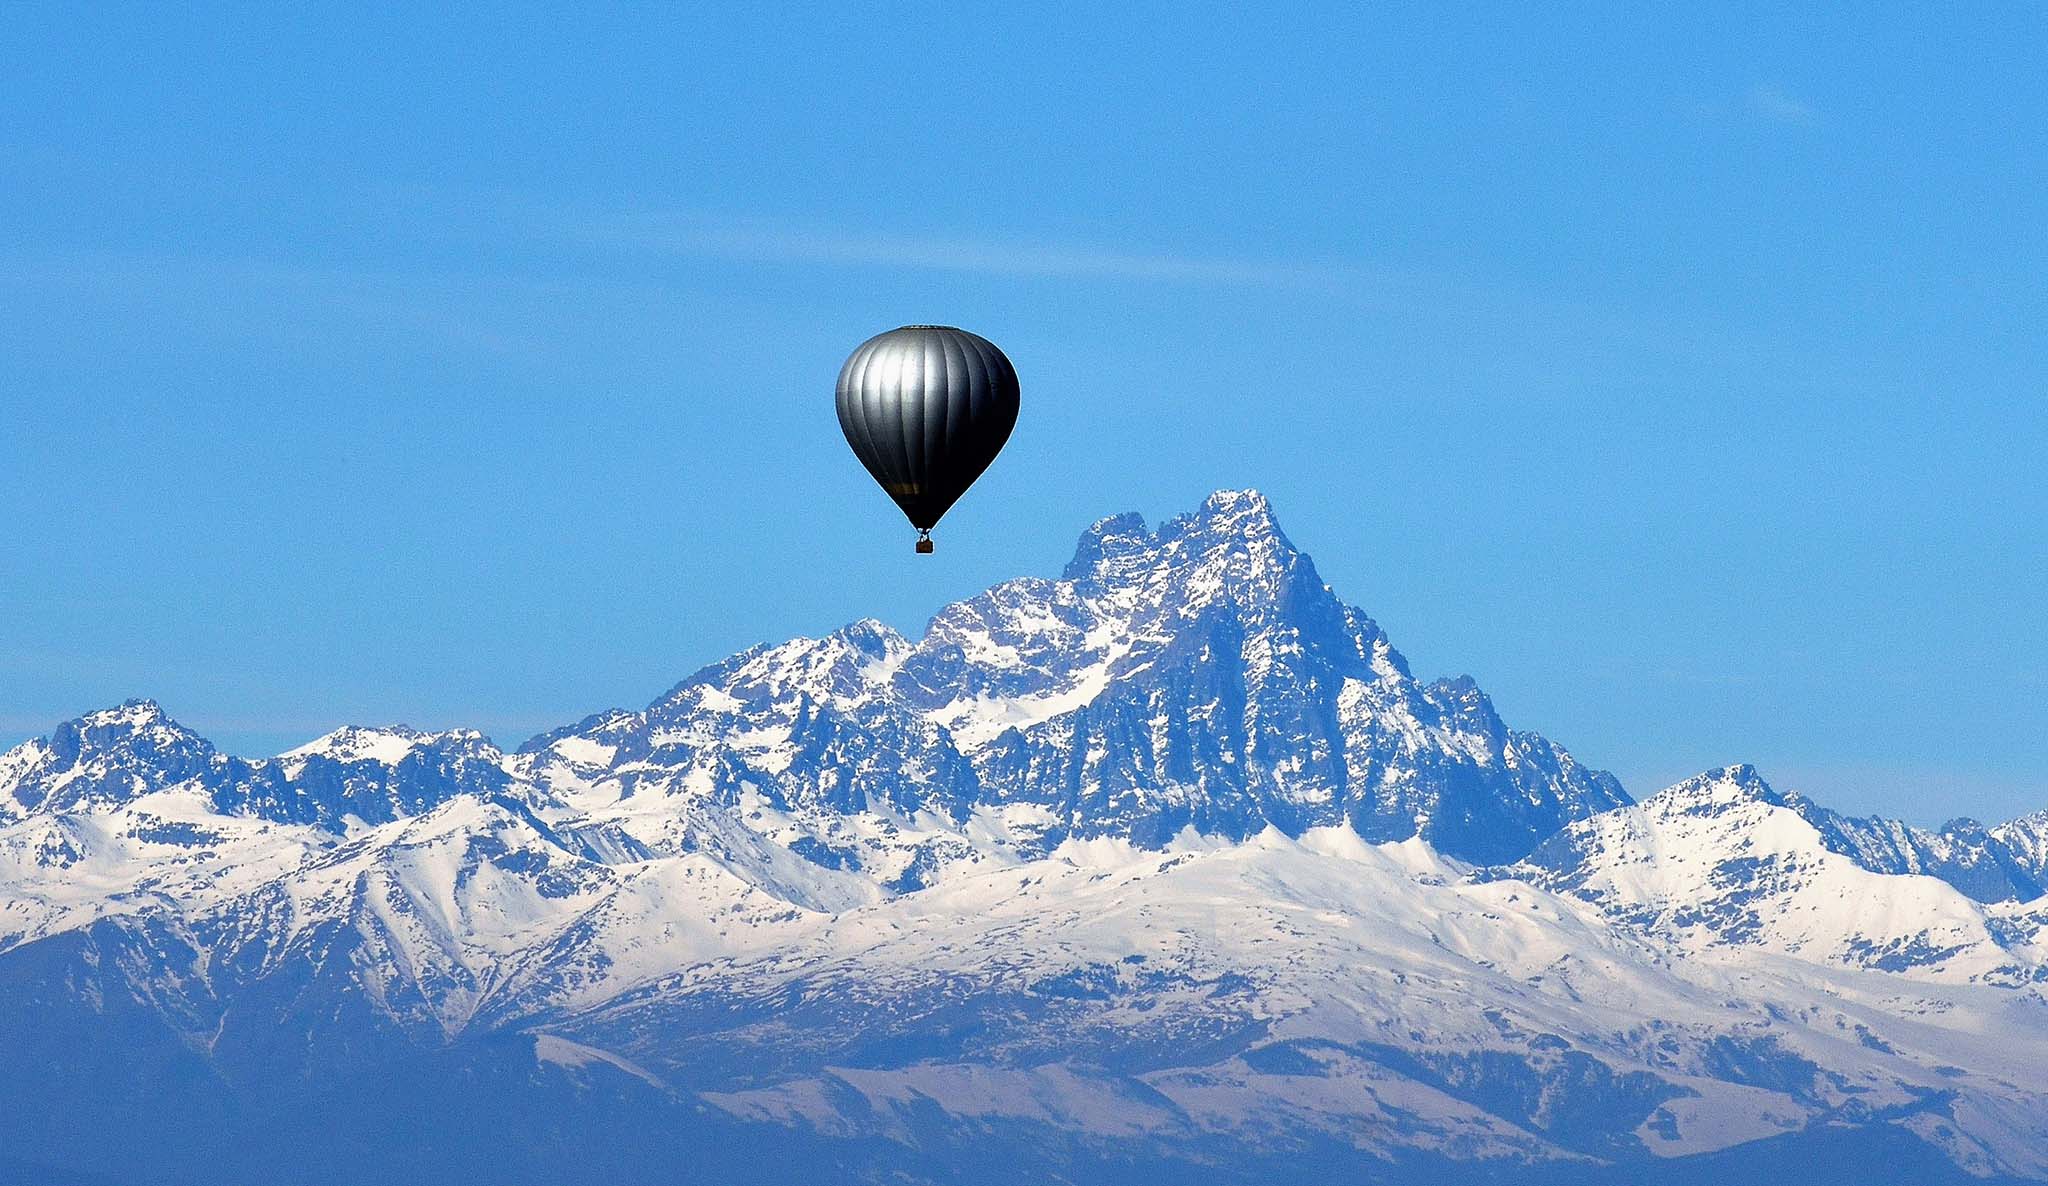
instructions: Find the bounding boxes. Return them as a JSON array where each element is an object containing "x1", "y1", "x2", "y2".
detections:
[
  {"x1": 1688, "y1": 83, "x2": 1820, "y2": 128},
  {"x1": 1, "y1": 248, "x2": 706, "y2": 360},
  {"x1": 567, "y1": 211, "x2": 1349, "y2": 289},
  {"x1": 1745, "y1": 83, "x2": 1819, "y2": 126}
]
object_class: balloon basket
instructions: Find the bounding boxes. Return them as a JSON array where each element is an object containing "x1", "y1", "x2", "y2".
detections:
[{"x1": 916, "y1": 537, "x2": 934, "y2": 554}]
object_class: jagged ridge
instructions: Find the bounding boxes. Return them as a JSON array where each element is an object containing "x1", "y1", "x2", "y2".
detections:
[{"x1": 1, "y1": 491, "x2": 2045, "y2": 1185}]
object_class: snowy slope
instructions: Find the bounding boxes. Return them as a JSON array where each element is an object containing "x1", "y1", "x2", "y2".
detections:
[
  {"x1": 1781, "y1": 790, "x2": 2047, "y2": 904},
  {"x1": 901, "y1": 491, "x2": 1631, "y2": 859},
  {"x1": 1511, "y1": 767, "x2": 2043, "y2": 980},
  {"x1": 1, "y1": 490, "x2": 2045, "y2": 1184},
  {"x1": 639, "y1": 828, "x2": 2048, "y2": 1175}
]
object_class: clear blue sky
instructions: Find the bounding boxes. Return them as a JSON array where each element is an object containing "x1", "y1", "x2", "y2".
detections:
[{"x1": 3, "y1": 6, "x2": 2042, "y2": 824}]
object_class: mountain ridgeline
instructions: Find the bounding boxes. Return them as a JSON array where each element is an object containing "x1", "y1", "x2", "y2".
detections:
[
  {"x1": 519, "y1": 489, "x2": 1629, "y2": 865},
  {"x1": 2, "y1": 489, "x2": 2046, "y2": 1186}
]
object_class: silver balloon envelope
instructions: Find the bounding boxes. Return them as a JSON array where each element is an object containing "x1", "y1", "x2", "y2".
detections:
[{"x1": 835, "y1": 325, "x2": 1020, "y2": 551}]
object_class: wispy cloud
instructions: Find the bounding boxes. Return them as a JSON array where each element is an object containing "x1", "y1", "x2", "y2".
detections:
[
  {"x1": 560, "y1": 211, "x2": 1345, "y2": 289},
  {"x1": 1743, "y1": 83, "x2": 1819, "y2": 126},
  {"x1": 1689, "y1": 83, "x2": 1820, "y2": 128},
  {"x1": 2, "y1": 247, "x2": 695, "y2": 360}
]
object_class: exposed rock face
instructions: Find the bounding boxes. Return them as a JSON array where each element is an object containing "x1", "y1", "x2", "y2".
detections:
[{"x1": 1, "y1": 491, "x2": 2044, "y2": 1186}]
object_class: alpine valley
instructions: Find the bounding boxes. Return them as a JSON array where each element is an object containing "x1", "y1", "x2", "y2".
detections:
[{"x1": 4, "y1": 491, "x2": 2045, "y2": 1185}]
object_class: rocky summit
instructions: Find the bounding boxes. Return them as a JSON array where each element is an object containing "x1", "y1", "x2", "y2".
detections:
[{"x1": 2, "y1": 491, "x2": 2045, "y2": 1186}]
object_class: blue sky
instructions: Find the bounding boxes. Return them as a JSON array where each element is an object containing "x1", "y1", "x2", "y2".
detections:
[{"x1": 2, "y1": 5, "x2": 2042, "y2": 823}]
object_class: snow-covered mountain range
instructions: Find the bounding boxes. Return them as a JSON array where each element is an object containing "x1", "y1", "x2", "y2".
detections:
[{"x1": 2, "y1": 490, "x2": 2044, "y2": 1186}]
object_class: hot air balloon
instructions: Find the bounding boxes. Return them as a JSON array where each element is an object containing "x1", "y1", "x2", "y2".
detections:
[{"x1": 835, "y1": 325, "x2": 1020, "y2": 553}]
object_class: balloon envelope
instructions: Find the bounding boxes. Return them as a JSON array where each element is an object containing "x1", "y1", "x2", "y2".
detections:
[{"x1": 835, "y1": 325, "x2": 1020, "y2": 537}]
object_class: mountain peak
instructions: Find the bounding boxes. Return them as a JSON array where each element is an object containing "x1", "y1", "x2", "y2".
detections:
[
  {"x1": 899, "y1": 489, "x2": 1625, "y2": 858},
  {"x1": 1160, "y1": 488, "x2": 1308, "y2": 592},
  {"x1": 1061, "y1": 490, "x2": 1293, "y2": 585},
  {"x1": 1647, "y1": 764, "x2": 1785, "y2": 816},
  {"x1": 9, "y1": 491, "x2": 1623, "y2": 868},
  {"x1": 8, "y1": 700, "x2": 222, "y2": 814},
  {"x1": 1198, "y1": 486, "x2": 1274, "y2": 520},
  {"x1": 54, "y1": 699, "x2": 205, "y2": 755},
  {"x1": 280, "y1": 724, "x2": 433, "y2": 765},
  {"x1": 1062, "y1": 511, "x2": 1151, "y2": 581},
  {"x1": 1170, "y1": 487, "x2": 1286, "y2": 546},
  {"x1": 828, "y1": 617, "x2": 909, "y2": 660},
  {"x1": 78, "y1": 697, "x2": 170, "y2": 729}
]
